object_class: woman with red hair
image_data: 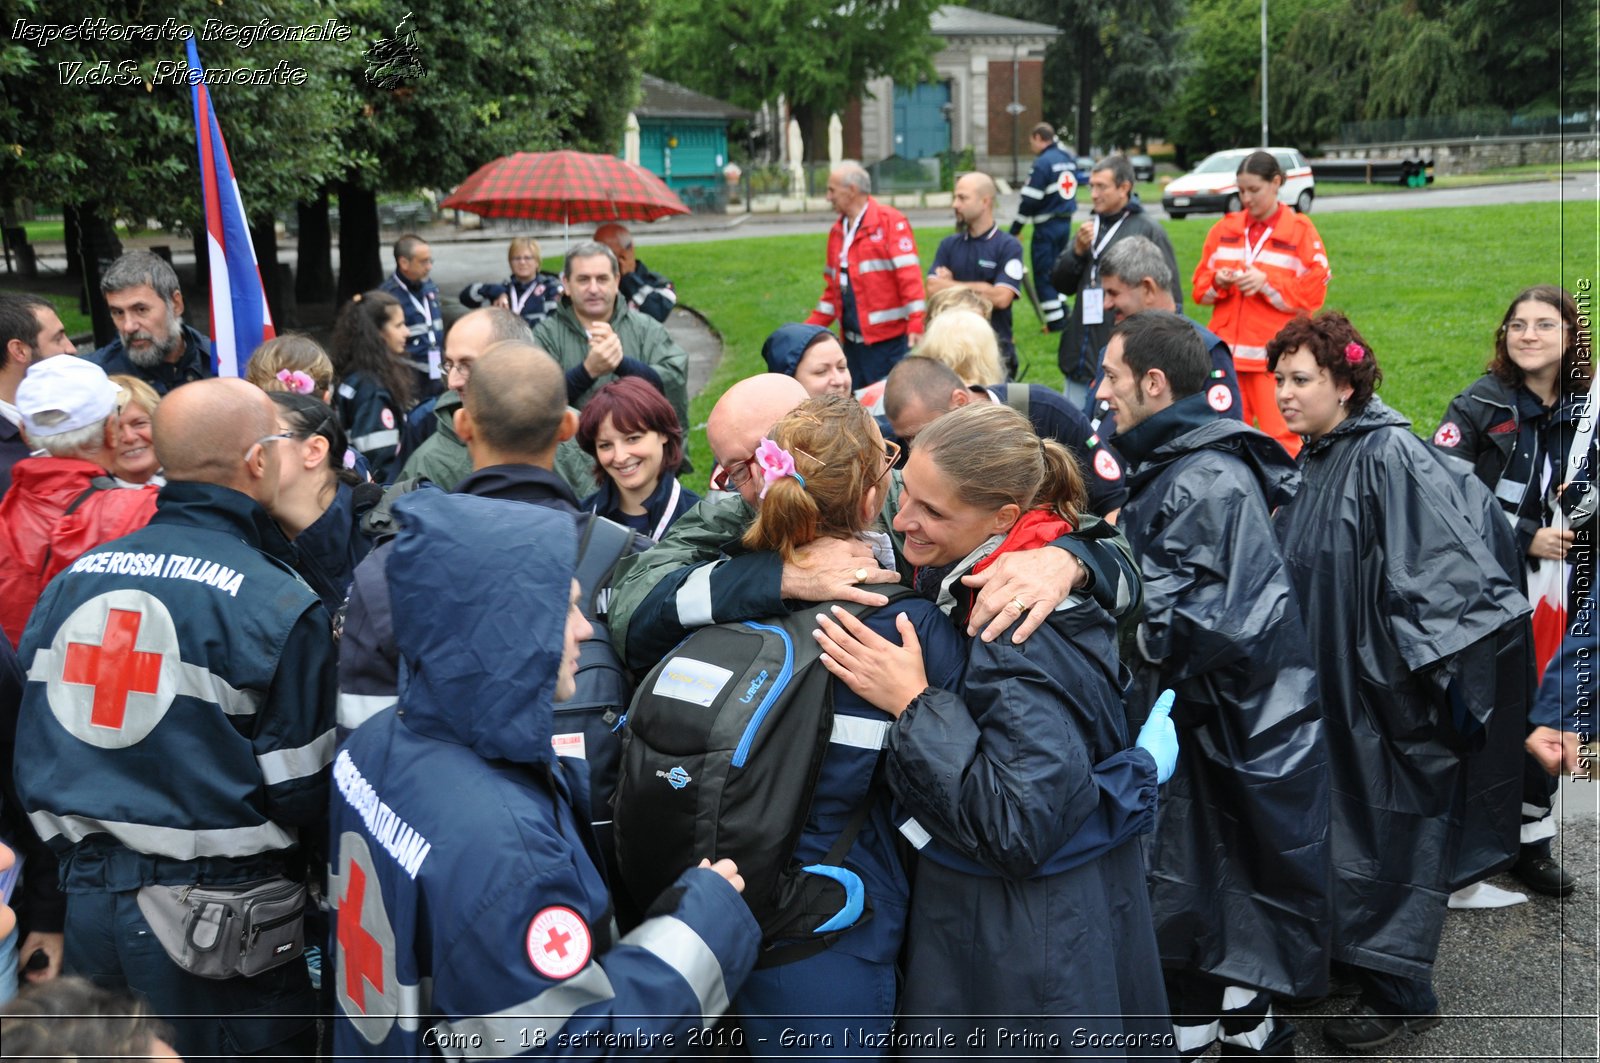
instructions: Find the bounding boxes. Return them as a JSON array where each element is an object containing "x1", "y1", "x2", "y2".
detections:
[{"x1": 576, "y1": 377, "x2": 698, "y2": 541}]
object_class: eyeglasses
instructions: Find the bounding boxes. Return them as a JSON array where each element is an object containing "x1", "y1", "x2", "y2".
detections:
[
  {"x1": 710, "y1": 456, "x2": 756, "y2": 492},
  {"x1": 1505, "y1": 320, "x2": 1565, "y2": 335},
  {"x1": 874, "y1": 439, "x2": 903, "y2": 484},
  {"x1": 440, "y1": 357, "x2": 473, "y2": 378},
  {"x1": 245, "y1": 432, "x2": 293, "y2": 461}
]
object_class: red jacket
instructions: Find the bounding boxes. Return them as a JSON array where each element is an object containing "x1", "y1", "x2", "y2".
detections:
[
  {"x1": 1193, "y1": 206, "x2": 1330, "y2": 373},
  {"x1": 806, "y1": 198, "x2": 926, "y2": 345},
  {"x1": 0, "y1": 457, "x2": 158, "y2": 647}
]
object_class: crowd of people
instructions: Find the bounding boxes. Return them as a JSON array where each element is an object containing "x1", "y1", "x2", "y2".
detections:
[{"x1": 0, "y1": 142, "x2": 1590, "y2": 1062}]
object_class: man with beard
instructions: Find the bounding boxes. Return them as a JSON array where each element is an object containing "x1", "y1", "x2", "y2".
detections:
[
  {"x1": 925, "y1": 171, "x2": 1025, "y2": 378},
  {"x1": 1, "y1": 293, "x2": 79, "y2": 496},
  {"x1": 86, "y1": 252, "x2": 211, "y2": 396},
  {"x1": 1097, "y1": 311, "x2": 1327, "y2": 1059}
]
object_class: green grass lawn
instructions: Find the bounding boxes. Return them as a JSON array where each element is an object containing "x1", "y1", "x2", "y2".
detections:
[{"x1": 643, "y1": 198, "x2": 1596, "y2": 476}]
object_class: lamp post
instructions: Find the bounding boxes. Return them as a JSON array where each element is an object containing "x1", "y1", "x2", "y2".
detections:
[{"x1": 1260, "y1": 0, "x2": 1269, "y2": 146}]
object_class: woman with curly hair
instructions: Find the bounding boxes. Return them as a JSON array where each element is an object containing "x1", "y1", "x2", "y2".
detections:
[
  {"x1": 1270, "y1": 311, "x2": 1529, "y2": 1052},
  {"x1": 331, "y1": 290, "x2": 412, "y2": 483}
]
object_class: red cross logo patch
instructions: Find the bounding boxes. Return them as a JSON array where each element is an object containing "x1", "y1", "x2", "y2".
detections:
[
  {"x1": 1207, "y1": 383, "x2": 1234, "y2": 412},
  {"x1": 333, "y1": 831, "x2": 407, "y2": 1045},
  {"x1": 1433, "y1": 421, "x2": 1461, "y2": 448},
  {"x1": 526, "y1": 906, "x2": 591, "y2": 980},
  {"x1": 43, "y1": 590, "x2": 178, "y2": 749},
  {"x1": 1093, "y1": 449, "x2": 1121, "y2": 482},
  {"x1": 1057, "y1": 171, "x2": 1079, "y2": 199}
]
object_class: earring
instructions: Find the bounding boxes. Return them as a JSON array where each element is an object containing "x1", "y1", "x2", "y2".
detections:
[{"x1": 1338, "y1": 396, "x2": 1347, "y2": 407}]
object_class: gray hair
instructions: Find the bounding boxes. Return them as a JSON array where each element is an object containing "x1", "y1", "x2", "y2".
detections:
[
  {"x1": 33, "y1": 415, "x2": 111, "y2": 458},
  {"x1": 481, "y1": 306, "x2": 536, "y2": 345},
  {"x1": 833, "y1": 162, "x2": 871, "y2": 195},
  {"x1": 1098, "y1": 236, "x2": 1173, "y2": 292},
  {"x1": 1092, "y1": 154, "x2": 1135, "y2": 190},
  {"x1": 100, "y1": 250, "x2": 180, "y2": 302},
  {"x1": 562, "y1": 241, "x2": 619, "y2": 280}
]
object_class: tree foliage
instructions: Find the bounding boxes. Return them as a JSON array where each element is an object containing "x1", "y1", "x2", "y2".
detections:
[
  {"x1": 645, "y1": 0, "x2": 941, "y2": 148},
  {"x1": 1, "y1": 0, "x2": 362, "y2": 229}
]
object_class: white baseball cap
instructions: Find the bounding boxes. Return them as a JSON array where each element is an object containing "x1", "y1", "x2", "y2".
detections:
[{"x1": 17, "y1": 356, "x2": 122, "y2": 438}]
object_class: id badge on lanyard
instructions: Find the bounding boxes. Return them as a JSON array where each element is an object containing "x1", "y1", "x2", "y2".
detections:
[
  {"x1": 401, "y1": 284, "x2": 441, "y2": 378},
  {"x1": 1082, "y1": 214, "x2": 1126, "y2": 326}
]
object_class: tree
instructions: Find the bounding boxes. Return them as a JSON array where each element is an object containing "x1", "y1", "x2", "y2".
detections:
[{"x1": 646, "y1": 0, "x2": 941, "y2": 156}]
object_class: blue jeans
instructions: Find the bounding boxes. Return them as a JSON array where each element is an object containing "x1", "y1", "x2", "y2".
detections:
[{"x1": 65, "y1": 890, "x2": 316, "y2": 1063}]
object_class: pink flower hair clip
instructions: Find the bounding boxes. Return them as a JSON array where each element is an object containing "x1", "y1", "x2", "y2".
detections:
[
  {"x1": 754, "y1": 438, "x2": 805, "y2": 499},
  {"x1": 277, "y1": 369, "x2": 316, "y2": 394},
  {"x1": 1343, "y1": 342, "x2": 1365, "y2": 365}
]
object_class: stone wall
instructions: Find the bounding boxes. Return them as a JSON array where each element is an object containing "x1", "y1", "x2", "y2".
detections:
[{"x1": 1320, "y1": 133, "x2": 1598, "y2": 175}]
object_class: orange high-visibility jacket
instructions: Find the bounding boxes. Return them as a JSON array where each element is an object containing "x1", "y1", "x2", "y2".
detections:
[{"x1": 1193, "y1": 207, "x2": 1330, "y2": 373}]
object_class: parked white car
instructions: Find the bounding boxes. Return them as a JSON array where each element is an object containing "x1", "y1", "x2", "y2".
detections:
[{"x1": 1161, "y1": 147, "x2": 1315, "y2": 219}]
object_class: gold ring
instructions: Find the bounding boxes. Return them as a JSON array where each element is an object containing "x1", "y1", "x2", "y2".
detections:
[
  {"x1": 1010, "y1": 597, "x2": 1027, "y2": 613},
  {"x1": 854, "y1": 568, "x2": 869, "y2": 583}
]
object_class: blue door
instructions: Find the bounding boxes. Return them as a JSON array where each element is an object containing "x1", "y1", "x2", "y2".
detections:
[{"x1": 893, "y1": 81, "x2": 951, "y2": 159}]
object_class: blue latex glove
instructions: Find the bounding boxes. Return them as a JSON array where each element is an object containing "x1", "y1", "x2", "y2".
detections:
[{"x1": 1135, "y1": 688, "x2": 1179, "y2": 784}]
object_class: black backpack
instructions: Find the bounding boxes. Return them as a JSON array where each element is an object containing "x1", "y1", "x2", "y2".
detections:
[{"x1": 613, "y1": 588, "x2": 912, "y2": 966}]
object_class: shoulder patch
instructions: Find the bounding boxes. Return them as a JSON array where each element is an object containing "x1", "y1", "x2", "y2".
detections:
[
  {"x1": 898, "y1": 237, "x2": 914, "y2": 253},
  {"x1": 380, "y1": 407, "x2": 396, "y2": 430},
  {"x1": 1093, "y1": 449, "x2": 1121, "y2": 482},
  {"x1": 527, "y1": 906, "x2": 592, "y2": 980},
  {"x1": 1004, "y1": 258, "x2": 1025, "y2": 281},
  {"x1": 1433, "y1": 422, "x2": 1462, "y2": 448},
  {"x1": 1207, "y1": 383, "x2": 1234, "y2": 412}
]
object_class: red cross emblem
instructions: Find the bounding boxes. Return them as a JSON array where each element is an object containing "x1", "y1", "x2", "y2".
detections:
[
  {"x1": 62, "y1": 609, "x2": 162, "y2": 730},
  {"x1": 338, "y1": 859, "x2": 386, "y2": 1013},
  {"x1": 526, "y1": 906, "x2": 591, "y2": 980},
  {"x1": 543, "y1": 926, "x2": 573, "y2": 958}
]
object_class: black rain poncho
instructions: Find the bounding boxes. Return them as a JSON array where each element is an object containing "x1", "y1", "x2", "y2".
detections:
[
  {"x1": 1115, "y1": 398, "x2": 1330, "y2": 998},
  {"x1": 1273, "y1": 398, "x2": 1530, "y2": 979}
]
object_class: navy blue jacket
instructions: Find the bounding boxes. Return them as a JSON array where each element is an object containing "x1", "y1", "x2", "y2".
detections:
[
  {"x1": 330, "y1": 492, "x2": 758, "y2": 1057},
  {"x1": 1012, "y1": 141, "x2": 1078, "y2": 228},
  {"x1": 0, "y1": 414, "x2": 29, "y2": 498},
  {"x1": 580, "y1": 471, "x2": 699, "y2": 543},
  {"x1": 619, "y1": 261, "x2": 677, "y2": 323},
  {"x1": 338, "y1": 465, "x2": 648, "y2": 732},
  {"x1": 14, "y1": 482, "x2": 336, "y2": 891},
  {"x1": 294, "y1": 481, "x2": 381, "y2": 616},
  {"x1": 86, "y1": 322, "x2": 212, "y2": 395},
  {"x1": 888, "y1": 552, "x2": 1170, "y2": 1048},
  {"x1": 459, "y1": 272, "x2": 564, "y2": 329},
  {"x1": 379, "y1": 272, "x2": 444, "y2": 400},
  {"x1": 335, "y1": 372, "x2": 405, "y2": 485}
]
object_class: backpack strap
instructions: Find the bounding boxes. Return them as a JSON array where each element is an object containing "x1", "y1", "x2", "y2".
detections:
[
  {"x1": 62, "y1": 475, "x2": 119, "y2": 516},
  {"x1": 1001, "y1": 384, "x2": 1030, "y2": 418},
  {"x1": 575, "y1": 514, "x2": 635, "y2": 618}
]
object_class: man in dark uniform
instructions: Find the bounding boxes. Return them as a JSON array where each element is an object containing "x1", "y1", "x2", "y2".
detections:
[
  {"x1": 86, "y1": 252, "x2": 211, "y2": 396},
  {"x1": 595, "y1": 222, "x2": 678, "y2": 323},
  {"x1": 378, "y1": 234, "x2": 444, "y2": 400},
  {"x1": 1010, "y1": 122, "x2": 1078, "y2": 333},
  {"x1": 13, "y1": 377, "x2": 335, "y2": 1062},
  {"x1": 927, "y1": 171, "x2": 1026, "y2": 379}
]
